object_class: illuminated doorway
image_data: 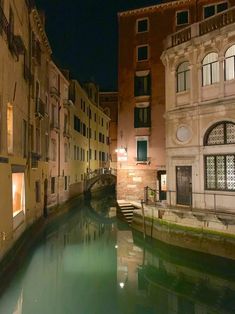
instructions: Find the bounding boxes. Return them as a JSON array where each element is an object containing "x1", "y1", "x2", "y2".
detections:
[{"x1": 12, "y1": 173, "x2": 25, "y2": 217}]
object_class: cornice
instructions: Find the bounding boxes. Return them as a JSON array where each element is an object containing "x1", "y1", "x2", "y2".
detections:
[
  {"x1": 31, "y1": 9, "x2": 52, "y2": 55},
  {"x1": 118, "y1": 0, "x2": 193, "y2": 17}
]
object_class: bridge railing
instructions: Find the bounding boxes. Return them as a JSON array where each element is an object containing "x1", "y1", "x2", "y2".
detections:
[{"x1": 84, "y1": 167, "x2": 116, "y2": 180}]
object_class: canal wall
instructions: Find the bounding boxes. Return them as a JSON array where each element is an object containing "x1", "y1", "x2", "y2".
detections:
[{"x1": 132, "y1": 213, "x2": 235, "y2": 261}]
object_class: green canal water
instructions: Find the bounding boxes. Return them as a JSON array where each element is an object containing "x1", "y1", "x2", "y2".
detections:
[{"x1": 0, "y1": 192, "x2": 235, "y2": 314}]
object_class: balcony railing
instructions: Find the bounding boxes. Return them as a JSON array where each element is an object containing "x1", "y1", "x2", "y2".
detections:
[
  {"x1": 166, "y1": 6, "x2": 235, "y2": 48},
  {"x1": 35, "y1": 98, "x2": 45, "y2": 118},
  {"x1": 134, "y1": 157, "x2": 151, "y2": 165}
]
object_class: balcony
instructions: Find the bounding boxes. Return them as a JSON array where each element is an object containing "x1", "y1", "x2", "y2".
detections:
[
  {"x1": 165, "y1": 6, "x2": 235, "y2": 49},
  {"x1": 63, "y1": 99, "x2": 73, "y2": 108},
  {"x1": 35, "y1": 98, "x2": 45, "y2": 118},
  {"x1": 50, "y1": 86, "x2": 60, "y2": 98}
]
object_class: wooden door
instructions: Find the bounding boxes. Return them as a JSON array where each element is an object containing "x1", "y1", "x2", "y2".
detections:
[{"x1": 176, "y1": 166, "x2": 192, "y2": 206}]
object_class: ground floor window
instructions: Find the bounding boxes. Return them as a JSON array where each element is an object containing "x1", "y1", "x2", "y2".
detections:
[
  {"x1": 12, "y1": 173, "x2": 25, "y2": 217},
  {"x1": 205, "y1": 154, "x2": 235, "y2": 190}
]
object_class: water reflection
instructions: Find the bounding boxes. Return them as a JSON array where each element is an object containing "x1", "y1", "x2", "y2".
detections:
[{"x1": 0, "y1": 194, "x2": 235, "y2": 314}]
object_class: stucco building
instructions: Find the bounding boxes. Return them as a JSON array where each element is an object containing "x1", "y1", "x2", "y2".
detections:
[
  {"x1": 161, "y1": 5, "x2": 235, "y2": 211},
  {"x1": 117, "y1": 0, "x2": 235, "y2": 202},
  {"x1": 69, "y1": 80, "x2": 110, "y2": 197}
]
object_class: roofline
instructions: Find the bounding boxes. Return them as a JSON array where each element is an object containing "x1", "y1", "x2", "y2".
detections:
[{"x1": 118, "y1": 0, "x2": 192, "y2": 17}]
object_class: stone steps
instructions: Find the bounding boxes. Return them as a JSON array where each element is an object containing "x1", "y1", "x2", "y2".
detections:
[{"x1": 117, "y1": 201, "x2": 136, "y2": 224}]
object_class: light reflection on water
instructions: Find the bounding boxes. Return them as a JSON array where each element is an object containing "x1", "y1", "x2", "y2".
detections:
[{"x1": 0, "y1": 193, "x2": 235, "y2": 314}]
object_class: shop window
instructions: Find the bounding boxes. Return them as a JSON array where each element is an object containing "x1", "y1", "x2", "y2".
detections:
[
  {"x1": 12, "y1": 173, "x2": 25, "y2": 217},
  {"x1": 225, "y1": 45, "x2": 235, "y2": 81},
  {"x1": 177, "y1": 62, "x2": 190, "y2": 92},
  {"x1": 202, "y1": 52, "x2": 219, "y2": 86}
]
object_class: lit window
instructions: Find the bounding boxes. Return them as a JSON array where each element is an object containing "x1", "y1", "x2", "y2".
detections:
[
  {"x1": 12, "y1": 173, "x2": 25, "y2": 216},
  {"x1": 203, "y1": 2, "x2": 228, "y2": 19},
  {"x1": 137, "y1": 18, "x2": 148, "y2": 33},
  {"x1": 134, "y1": 106, "x2": 151, "y2": 128},
  {"x1": 137, "y1": 45, "x2": 148, "y2": 61},
  {"x1": 7, "y1": 103, "x2": 13, "y2": 154},
  {"x1": 177, "y1": 62, "x2": 190, "y2": 92},
  {"x1": 225, "y1": 45, "x2": 235, "y2": 81},
  {"x1": 176, "y1": 11, "x2": 189, "y2": 25},
  {"x1": 202, "y1": 52, "x2": 219, "y2": 86}
]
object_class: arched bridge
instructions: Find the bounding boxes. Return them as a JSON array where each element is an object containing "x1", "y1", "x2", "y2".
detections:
[{"x1": 84, "y1": 168, "x2": 116, "y2": 193}]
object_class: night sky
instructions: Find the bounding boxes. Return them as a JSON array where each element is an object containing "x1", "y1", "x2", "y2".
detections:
[{"x1": 35, "y1": 0, "x2": 161, "y2": 91}]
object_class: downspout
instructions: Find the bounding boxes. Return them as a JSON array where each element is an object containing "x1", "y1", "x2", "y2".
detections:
[
  {"x1": 57, "y1": 103, "x2": 61, "y2": 206},
  {"x1": 27, "y1": 7, "x2": 32, "y2": 181}
]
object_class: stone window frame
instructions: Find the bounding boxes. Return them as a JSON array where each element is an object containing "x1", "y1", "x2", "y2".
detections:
[{"x1": 136, "y1": 17, "x2": 149, "y2": 33}]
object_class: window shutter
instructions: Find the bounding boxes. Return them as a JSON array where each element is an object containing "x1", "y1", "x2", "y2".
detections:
[{"x1": 137, "y1": 140, "x2": 147, "y2": 161}]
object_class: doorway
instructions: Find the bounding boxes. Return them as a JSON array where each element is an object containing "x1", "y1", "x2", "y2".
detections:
[
  {"x1": 176, "y1": 166, "x2": 192, "y2": 206},
  {"x1": 157, "y1": 171, "x2": 167, "y2": 201}
]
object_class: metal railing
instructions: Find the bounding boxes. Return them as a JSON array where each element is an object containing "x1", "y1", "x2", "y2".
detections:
[
  {"x1": 84, "y1": 167, "x2": 116, "y2": 180},
  {"x1": 144, "y1": 186, "x2": 157, "y2": 205},
  {"x1": 153, "y1": 189, "x2": 235, "y2": 214}
]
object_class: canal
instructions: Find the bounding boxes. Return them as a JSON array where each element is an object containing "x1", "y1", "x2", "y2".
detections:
[{"x1": 0, "y1": 191, "x2": 235, "y2": 314}]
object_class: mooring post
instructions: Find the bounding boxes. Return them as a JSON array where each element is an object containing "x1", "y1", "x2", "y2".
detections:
[{"x1": 141, "y1": 199, "x2": 146, "y2": 240}]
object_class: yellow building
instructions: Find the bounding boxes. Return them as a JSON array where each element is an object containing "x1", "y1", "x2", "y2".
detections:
[
  {"x1": 69, "y1": 80, "x2": 110, "y2": 197},
  {"x1": 47, "y1": 62, "x2": 70, "y2": 210},
  {"x1": 0, "y1": 1, "x2": 51, "y2": 259}
]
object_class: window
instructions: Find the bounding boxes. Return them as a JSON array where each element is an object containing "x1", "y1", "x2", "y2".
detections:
[
  {"x1": 204, "y1": 122, "x2": 235, "y2": 191},
  {"x1": 23, "y1": 119, "x2": 27, "y2": 158},
  {"x1": 203, "y1": 2, "x2": 228, "y2": 19},
  {"x1": 202, "y1": 52, "x2": 219, "y2": 86},
  {"x1": 137, "y1": 139, "x2": 148, "y2": 162},
  {"x1": 137, "y1": 45, "x2": 148, "y2": 61},
  {"x1": 177, "y1": 62, "x2": 190, "y2": 92},
  {"x1": 36, "y1": 127, "x2": 40, "y2": 154},
  {"x1": 176, "y1": 11, "x2": 189, "y2": 25},
  {"x1": 204, "y1": 121, "x2": 235, "y2": 145},
  {"x1": 12, "y1": 172, "x2": 25, "y2": 217},
  {"x1": 137, "y1": 18, "x2": 148, "y2": 33},
  {"x1": 7, "y1": 103, "x2": 13, "y2": 154},
  {"x1": 134, "y1": 106, "x2": 151, "y2": 128},
  {"x1": 77, "y1": 146, "x2": 79, "y2": 160},
  {"x1": 51, "y1": 139, "x2": 56, "y2": 161},
  {"x1": 225, "y1": 45, "x2": 235, "y2": 81},
  {"x1": 205, "y1": 155, "x2": 235, "y2": 190},
  {"x1": 74, "y1": 145, "x2": 76, "y2": 160},
  {"x1": 64, "y1": 176, "x2": 68, "y2": 190},
  {"x1": 74, "y1": 115, "x2": 80, "y2": 132},
  {"x1": 35, "y1": 181, "x2": 40, "y2": 203},
  {"x1": 64, "y1": 143, "x2": 68, "y2": 162},
  {"x1": 134, "y1": 72, "x2": 151, "y2": 96},
  {"x1": 51, "y1": 177, "x2": 55, "y2": 194}
]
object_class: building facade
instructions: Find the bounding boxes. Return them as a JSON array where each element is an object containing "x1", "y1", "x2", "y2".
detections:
[
  {"x1": 99, "y1": 91, "x2": 118, "y2": 169},
  {"x1": 69, "y1": 80, "x2": 110, "y2": 197},
  {"x1": 117, "y1": 0, "x2": 234, "y2": 202},
  {"x1": 161, "y1": 5, "x2": 235, "y2": 211}
]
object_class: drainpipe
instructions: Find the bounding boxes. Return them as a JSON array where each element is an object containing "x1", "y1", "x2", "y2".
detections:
[
  {"x1": 88, "y1": 103, "x2": 91, "y2": 172},
  {"x1": 27, "y1": 8, "x2": 32, "y2": 180}
]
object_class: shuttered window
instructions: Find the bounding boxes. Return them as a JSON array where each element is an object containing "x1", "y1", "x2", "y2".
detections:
[
  {"x1": 134, "y1": 107, "x2": 151, "y2": 128},
  {"x1": 134, "y1": 74, "x2": 151, "y2": 96},
  {"x1": 137, "y1": 140, "x2": 147, "y2": 161}
]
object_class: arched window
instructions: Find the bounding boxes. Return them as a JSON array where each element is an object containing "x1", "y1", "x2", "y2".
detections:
[
  {"x1": 204, "y1": 121, "x2": 235, "y2": 145},
  {"x1": 202, "y1": 52, "x2": 219, "y2": 86},
  {"x1": 204, "y1": 121, "x2": 235, "y2": 191},
  {"x1": 225, "y1": 45, "x2": 235, "y2": 81},
  {"x1": 176, "y1": 62, "x2": 190, "y2": 92}
]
